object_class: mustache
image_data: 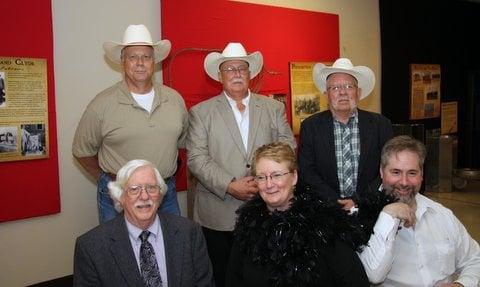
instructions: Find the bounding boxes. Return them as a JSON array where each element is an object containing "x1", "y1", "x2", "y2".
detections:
[
  {"x1": 231, "y1": 79, "x2": 245, "y2": 84},
  {"x1": 384, "y1": 184, "x2": 416, "y2": 197},
  {"x1": 392, "y1": 184, "x2": 415, "y2": 191},
  {"x1": 134, "y1": 199, "x2": 154, "y2": 208},
  {"x1": 335, "y1": 96, "x2": 353, "y2": 101}
]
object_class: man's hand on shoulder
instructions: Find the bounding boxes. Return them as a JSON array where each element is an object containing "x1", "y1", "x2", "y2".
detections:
[
  {"x1": 227, "y1": 176, "x2": 258, "y2": 201},
  {"x1": 382, "y1": 202, "x2": 416, "y2": 228}
]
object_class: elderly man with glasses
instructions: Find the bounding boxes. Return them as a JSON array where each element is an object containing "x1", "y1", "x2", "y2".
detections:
[
  {"x1": 73, "y1": 159, "x2": 214, "y2": 287},
  {"x1": 298, "y1": 58, "x2": 393, "y2": 212},
  {"x1": 187, "y1": 42, "x2": 296, "y2": 287}
]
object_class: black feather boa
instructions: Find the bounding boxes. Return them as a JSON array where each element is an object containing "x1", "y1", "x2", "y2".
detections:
[{"x1": 233, "y1": 185, "x2": 395, "y2": 287}]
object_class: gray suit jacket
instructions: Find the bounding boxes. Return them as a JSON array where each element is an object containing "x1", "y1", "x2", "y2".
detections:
[
  {"x1": 186, "y1": 93, "x2": 296, "y2": 231},
  {"x1": 73, "y1": 213, "x2": 214, "y2": 287}
]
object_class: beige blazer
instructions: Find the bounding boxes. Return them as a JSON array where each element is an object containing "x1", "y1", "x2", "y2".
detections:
[{"x1": 186, "y1": 93, "x2": 296, "y2": 231}]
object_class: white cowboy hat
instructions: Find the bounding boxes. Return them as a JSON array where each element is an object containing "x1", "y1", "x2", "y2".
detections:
[
  {"x1": 103, "y1": 24, "x2": 171, "y2": 64},
  {"x1": 204, "y1": 42, "x2": 263, "y2": 81},
  {"x1": 313, "y1": 58, "x2": 375, "y2": 100}
]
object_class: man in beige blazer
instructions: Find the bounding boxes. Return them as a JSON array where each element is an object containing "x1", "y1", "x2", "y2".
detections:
[{"x1": 187, "y1": 42, "x2": 296, "y2": 287}]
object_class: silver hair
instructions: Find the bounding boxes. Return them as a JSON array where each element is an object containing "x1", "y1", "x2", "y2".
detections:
[
  {"x1": 380, "y1": 135, "x2": 426, "y2": 169},
  {"x1": 108, "y1": 159, "x2": 168, "y2": 212}
]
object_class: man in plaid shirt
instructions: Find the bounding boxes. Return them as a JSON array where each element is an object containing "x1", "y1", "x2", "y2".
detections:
[{"x1": 298, "y1": 58, "x2": 393, "y2": 211}]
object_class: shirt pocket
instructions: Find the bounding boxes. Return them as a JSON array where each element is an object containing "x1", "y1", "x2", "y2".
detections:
[{"x1": 434, "y1": 242, "x2": 456, "y2": 276}]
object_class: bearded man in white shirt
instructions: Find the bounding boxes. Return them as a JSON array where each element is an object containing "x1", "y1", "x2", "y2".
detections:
[{"x1": 359, "y1": 135, "x2": 480, "y2": 287}]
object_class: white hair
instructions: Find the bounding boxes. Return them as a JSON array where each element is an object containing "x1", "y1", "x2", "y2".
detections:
[{"x1": 108, "y1": 159, "x2": 168, "y2": 212}]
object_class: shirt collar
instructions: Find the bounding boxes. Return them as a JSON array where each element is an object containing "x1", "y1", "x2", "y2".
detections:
[
  {"x1": 224, "y1": 89, "x2": 251, "y2": 106},
  {"x1": 118, "y1": 81, "x2": 167, "y2": 107},
  {"x1": 333, "y1": 109, "x2": 358, "y2": 126},
  {"x1": 415, "y1": 193, "x2": 437, "y2": 219},
  {"x1": 125, "y1": 214, "x2": 161, "y2": 242}
]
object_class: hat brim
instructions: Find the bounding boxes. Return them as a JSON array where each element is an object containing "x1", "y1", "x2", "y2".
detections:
[
  {"x1": 103, "y1": 39, "x2": 171, "y2": 64},
  {"x1": 204, "y1": 51, "x2": 263, "y2": 81},
  {"x1": 313, "y1": 63, "x2": 375, "y2": 100}
]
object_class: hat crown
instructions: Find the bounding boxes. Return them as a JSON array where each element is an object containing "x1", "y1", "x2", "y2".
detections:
[
  {"x1": 331, "y1": 58, "x2": 355, "y2": 70},
  {"x1": 312, "y1": 57, "x2": 375, "y2": 100},
  {"x1": 221, "y1": 42, "x2": 248, "y2": 58},
  {"x1": 121, "y1": 24, "x2": 154, "y2": 45}
]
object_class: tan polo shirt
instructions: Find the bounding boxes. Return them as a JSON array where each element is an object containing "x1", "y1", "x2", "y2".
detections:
[{"x1": 72, "y1": 81, "x2": 188, "y2": 178}]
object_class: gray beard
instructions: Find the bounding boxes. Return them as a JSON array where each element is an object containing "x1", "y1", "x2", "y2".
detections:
[{"x1": 383, "y1": 183, "x2": 417, "y2": 206}]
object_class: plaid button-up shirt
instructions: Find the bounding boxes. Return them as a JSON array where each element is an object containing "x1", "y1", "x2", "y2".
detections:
[{"x1": 333, "y1": 110, "x2": 360, "y2": 197}]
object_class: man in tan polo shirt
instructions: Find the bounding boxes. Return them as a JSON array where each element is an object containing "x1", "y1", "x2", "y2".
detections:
[{"x1": 72, "y1": 24, "x2": 187, "y2": 223}]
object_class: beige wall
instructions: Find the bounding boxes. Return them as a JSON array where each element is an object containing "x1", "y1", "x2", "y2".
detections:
[
  {"x1": 0, "y1": 0, "x2": 381, "y2": 285},
  {"x1": 0, "y1": 1, "x2": 163, "y2": 286}
]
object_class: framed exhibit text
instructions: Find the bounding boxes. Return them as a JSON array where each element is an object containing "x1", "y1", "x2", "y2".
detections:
[
  {"x1": 410, "y1": 63, "x2": 441, "y2": 120},
  {"x1": 441, "y1": 101, "x2": 458, "y2": 135},
  {"x1": 289, "y1": 62, "x2": 329, "y2": 135},
  {"x1": 0, "y1": 56, "x2": 49, "y2": 162}
]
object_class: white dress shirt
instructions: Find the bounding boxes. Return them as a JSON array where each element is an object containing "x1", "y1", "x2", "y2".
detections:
[
  {"x1": 225, "y1": 90, "x2": 250, "y2": 151},
  {"x1": 359, "y1": 193, "x2": 480, "y2": 286}
]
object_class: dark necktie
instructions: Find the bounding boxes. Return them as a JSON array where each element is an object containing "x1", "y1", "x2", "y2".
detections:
[
  {"x1": 139, "y1": 230, "x2": 163, "y2": 287},
  {"x1": 342, "y1": 123, "x2": 354, "y2": 197}
]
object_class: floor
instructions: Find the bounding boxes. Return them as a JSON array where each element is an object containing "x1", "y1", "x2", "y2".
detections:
[{"x1": 425, "y1": 180, "x2": 480, "y2": 242}]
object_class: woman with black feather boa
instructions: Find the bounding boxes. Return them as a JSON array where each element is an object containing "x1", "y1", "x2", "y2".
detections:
[{"x1": 226, "y1": 142, "x2": 392, "y2": 287}]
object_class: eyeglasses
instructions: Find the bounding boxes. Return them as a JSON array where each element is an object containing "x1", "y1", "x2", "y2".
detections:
[
  {"x1": 124, "y1": 54, "x2": 154, "y2": 63},
  {"x1": 220, "y1": 66, "x2": 249, "y2": 75},
  {"x1": 125, "y1": 184, "x2": 161, "y2": 196},
  {"x1": 327, "y1": 83, "x2": 357, "y2": 93},
  {"x1": 254, "y1": 171, "x2": 291, "y2": 183}
]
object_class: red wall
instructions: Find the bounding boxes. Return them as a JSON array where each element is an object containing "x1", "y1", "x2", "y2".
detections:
[
  {"x1": 161, "y1": 0, "x2": 339, "y2": 189},
  {"x1": 0, "y1": 0, "x2": 60, "y2": 222},
  {"x1": 162, "y1": 0, "x2": 339, "y2": 110}
]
